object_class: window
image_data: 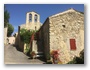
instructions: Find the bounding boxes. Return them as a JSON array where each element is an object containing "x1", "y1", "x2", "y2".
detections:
[
  {"x1": 34, "y1": 14, "x2": 38, "y2": 22},
  {"x1": 29, "y1": 14, "x2": 32, "y2": 22},
  {"x1": 62, "y1": 25, "x2": 65, "y2": 28},
  {"x1": 70, "y1": 39, "x2": 76, "y2": 50}
]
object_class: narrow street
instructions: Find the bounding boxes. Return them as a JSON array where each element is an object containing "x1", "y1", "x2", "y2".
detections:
[{"x1": 4, "y1": 44, "x2": 45, "y2": 64}]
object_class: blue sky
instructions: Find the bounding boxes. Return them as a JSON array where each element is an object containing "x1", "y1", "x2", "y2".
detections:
[{"x1": 5, "y1": 4, "x2": 84, "y2": 34}]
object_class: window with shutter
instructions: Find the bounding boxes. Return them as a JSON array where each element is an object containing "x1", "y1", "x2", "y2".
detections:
[{"x1": 70, "y1": 39, "x2": 76, "y2": 50}]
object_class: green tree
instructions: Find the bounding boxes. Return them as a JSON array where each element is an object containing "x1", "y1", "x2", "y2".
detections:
[
  {"x1": 20, "y1": 29, "x2": 36, "y2": 53},
  {"x1": 7, "y1": 23, "x2": 14, "y2": 37},
  {"x1": 4, "y1": 6, "x2": 10, "y2": 27},
  {"x1": 67, "y1": 49, "x2": 84, "y2": 64},
  {"x1": 4, "y1": 6, "x2": 14, "y2": 37},
  {"x1": 20, "y1": 28, "x2": 36, "y2": 44}
]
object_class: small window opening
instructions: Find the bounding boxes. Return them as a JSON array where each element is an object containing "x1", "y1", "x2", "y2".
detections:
[{"x1": 62, "y1": 25, "x2": 65, "y2": 28}]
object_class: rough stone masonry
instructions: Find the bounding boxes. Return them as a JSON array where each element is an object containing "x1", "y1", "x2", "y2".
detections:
[{"x1": 49, "y1": 8, "x2": 84, "y2": 64}]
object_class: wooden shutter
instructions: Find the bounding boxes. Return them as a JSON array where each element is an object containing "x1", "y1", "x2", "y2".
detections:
[{"x1": 70, "y1": 39, "x2": 76, "y2": 50}]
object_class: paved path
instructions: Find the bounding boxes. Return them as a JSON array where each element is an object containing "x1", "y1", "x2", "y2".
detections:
[{"x1": 4, "y1": 45, "x2": 45, "y2": 64}]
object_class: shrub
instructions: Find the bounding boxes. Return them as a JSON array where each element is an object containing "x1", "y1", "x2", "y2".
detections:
[
  {"x1": 67, "y1": 49, "x2": 84, "y2": 64},
  {"x1": 20, "y1": 28, "x2": 36, "y2": 44},
  {"x1": 46, "y1": 53, "x2": 51, "y2": 60},
  {"x1": 50, "y1": 50, "x2": 61, "y2": 64},
  {"x1": 30, "y1": 51, "x2": 36, "y2": 59},
  {"x1": 51, "y1": 50, "x2": 59, "y2": 60}
]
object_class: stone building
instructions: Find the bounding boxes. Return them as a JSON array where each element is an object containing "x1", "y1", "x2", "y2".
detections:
[
  {"x1": 4, "y1": 27, "x2": 8, "y2": 44},
  {"x1": 17, "y1": 11, "x2": 42, "y2": 52},
  {"x1": 19, "y1": 11, "x2": 42, "y2": 30},
  {"x1": 37, "y1": 8, "x2": 84, "y2": 64},
  {"x1": 7, "y1": 36, "x2": 15, "y2": 44}
]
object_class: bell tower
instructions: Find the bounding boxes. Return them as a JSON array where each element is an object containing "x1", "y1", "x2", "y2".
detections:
[{"x1": 26, "y1": 11, "x2": 41, "y2": 30}]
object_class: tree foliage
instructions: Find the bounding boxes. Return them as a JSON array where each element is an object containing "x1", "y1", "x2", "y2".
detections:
[
  {"x1": 67, "y1": 49, "x2": 84, "y2": 64},
  {"x1": 4, "y1": 6, "x2": 10, "y2": 27},
  {"x1": 4, "y1": 6, "x2": 14, "y2": 37},
  {"x1": 20, "y1": 28, "x2": 36, "y2": 44},
  {"x1": 7, "y1": 23, "x2": 14, "y2": 37}
]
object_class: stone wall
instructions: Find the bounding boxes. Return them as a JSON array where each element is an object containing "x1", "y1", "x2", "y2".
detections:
[
  {"x1": 42, "y1": 19, "x2": 50, "y2": 59},
  {"x1": 32, "y1": 40, "x2": 38, "y2": 53},
  {"x1": 25, "y1": 12, "x2": 42, "y2": 31},
  {"x1": 14, "y1": 33, "x2": 19, "y2": 46},
  {"x1": 4, "y1": 27, "x2": 8, "y2": 44},
  {"x1": 49, "y1": 9, "x2": 84, "y2": 64},
  {"x1": 18, "y1": 26, "x2": 24, "y2": 52},
  {"x1": 37, "y1": 18, "x2": 50, "y2": 59},
  {"x1": 26, "y1": 22, "x2": 42, "y2": 30}
]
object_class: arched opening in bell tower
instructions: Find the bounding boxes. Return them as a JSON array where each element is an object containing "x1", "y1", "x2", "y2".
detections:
[
  {"x1": 34, "y1": 14, "x2": 38, "y2": 22},
  {"x1": 29, "y1": 14, "x2": 32, "y2": 22}
]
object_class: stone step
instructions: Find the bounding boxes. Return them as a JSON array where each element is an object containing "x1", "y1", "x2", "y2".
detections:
[
  {"x1": 36, "y1": 55, "x2": 44, "y2": 57},
  {"x1": 36, "y1": 52, "x2": 44, "y2": 57},
  {"x1": 36, "y1": 52, "x2": 43, "y2": 54}
]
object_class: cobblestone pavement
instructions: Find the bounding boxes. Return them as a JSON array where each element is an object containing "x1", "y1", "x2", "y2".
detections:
[{"x1": 4, "y1": 44, "x2": 45, "y2": 64}]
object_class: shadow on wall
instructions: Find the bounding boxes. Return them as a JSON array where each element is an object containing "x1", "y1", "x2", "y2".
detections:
[{"x1": 12, "y1": 44, "x2": 22, "y2": 52}]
